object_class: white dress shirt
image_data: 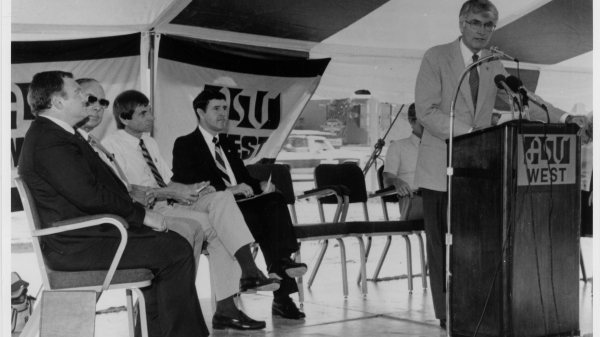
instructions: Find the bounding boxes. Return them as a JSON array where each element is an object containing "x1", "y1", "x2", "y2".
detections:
[
  {"x1": 384, "y1": 133, "x2": 420, "y2": 190},
  {"x1": 102, "y1": 129, "x2": 173, "y2": 188},
  {"x1": 198, "y1": 125, "x2": 238, "y2": 186}
]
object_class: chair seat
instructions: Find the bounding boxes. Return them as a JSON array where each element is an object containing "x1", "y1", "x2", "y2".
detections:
[
  {"x1": 294, "y1": 223, "x2": 347, "y2": 239},
  {"x1": 48, "y1": 268, "x2": 154, "y2": 290},
  {"x1": 346, "y1": 220, "x2": 415, "y2": 235}
]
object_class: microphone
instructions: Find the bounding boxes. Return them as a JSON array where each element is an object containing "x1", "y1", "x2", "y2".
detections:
[
  {"x1": 505, "y1": 76, "x2": 547, "y2": 108},
  {"x1": 493, "y1": 75, "x2": 519, "y2": 100},
  {"x1": 489, "y1": 46, "x2": 519, "y2": 62}
]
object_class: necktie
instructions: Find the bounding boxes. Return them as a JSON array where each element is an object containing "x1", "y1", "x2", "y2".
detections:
[
  {"x1": 88, "y1": 135, "x2": 131, "y2": 190},
  {"x1": 139, "y1": 138, "x2": 167, "y2": 188},
  {"x1": 212, "y1": 137, "x2": 232, "y2": 187},
  {"x1": 469, "y1": 54, "x2": 479, "y2": 111}
]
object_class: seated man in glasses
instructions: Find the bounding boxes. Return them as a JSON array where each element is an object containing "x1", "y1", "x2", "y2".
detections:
[
  {"x1": 83, "y1": 85, "x2": 277, "y2": 331},
  {"x1": 414, "y1": 0, "x2": 583, "y2": 329}
]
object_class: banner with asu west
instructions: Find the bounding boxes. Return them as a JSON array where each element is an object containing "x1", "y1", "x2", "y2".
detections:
[
  {"x1": 154, "y1": 35, "x2": 330, "y2": 166},
  {"x1": 10, "y1": 34, "x2": 142, "y2": 211}
]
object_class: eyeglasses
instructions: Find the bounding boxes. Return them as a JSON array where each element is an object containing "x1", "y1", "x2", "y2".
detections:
[
  {"x1": 464, "y1": 19, "x2": 496, "y2": 32},
  {"x1": 85, "y1": 95, "x2": 110, "y2": 108}
]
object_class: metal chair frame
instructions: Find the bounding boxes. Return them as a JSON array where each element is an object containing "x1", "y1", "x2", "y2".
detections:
[{"x1": 15, "y1": 177, "x2": 152, "y2": 337}]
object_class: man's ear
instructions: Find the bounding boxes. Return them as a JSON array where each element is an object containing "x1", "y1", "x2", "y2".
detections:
[
  {"x1": 119, "y1": 115, "x2": 130, "y2": 127},
  {"x1": 51, "y1": 95, "x2": 64, "y2": 110}
]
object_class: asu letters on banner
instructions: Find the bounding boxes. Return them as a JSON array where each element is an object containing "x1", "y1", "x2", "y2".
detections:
[{"x1": 154, "y1": 36, "x2": 330, "y2": 166}]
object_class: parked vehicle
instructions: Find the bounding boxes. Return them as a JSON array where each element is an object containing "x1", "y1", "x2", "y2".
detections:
[
  {"x1": 291, "y1": 129, "x2": 343, "y2": 148},
  {"x1": 276, "y1": 134, "x2": 365, "y2": 174}
]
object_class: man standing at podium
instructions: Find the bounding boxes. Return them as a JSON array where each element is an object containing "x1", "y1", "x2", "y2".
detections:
[{"x1": 413, "y1": 0, "x2": 580, "y2": 329}]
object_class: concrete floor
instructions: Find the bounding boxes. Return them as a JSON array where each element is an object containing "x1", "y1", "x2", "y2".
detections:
[{"x1": 10, "y1": 200, "x2": 595, "y2": 337}]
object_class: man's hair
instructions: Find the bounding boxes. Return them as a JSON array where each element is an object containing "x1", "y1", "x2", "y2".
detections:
[
  {"x1": 192, "y1": 90, "x2": 227, "y2": 120},
  {"x1": 459, "y1": 0, "x2": 498, "y2": 22},
  {"x1": 75, "y1": 78, "x2": 98, "y2": 86},
  {"x1": 28, "y1": 71, "x2": 73, "y2": 116},
  {"x1": 113, "y1": 90, "x2": 149, "y2": 129},
  {"x1": 407, "y1": 103, "x2": 417, "y2": 121}
]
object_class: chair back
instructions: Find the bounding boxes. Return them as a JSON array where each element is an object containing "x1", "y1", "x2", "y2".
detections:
[
  {"x1": 377, "y1": 165, "x2": 402, "y2": 204},
  {"x1": 314, "y1": 164, "x2": 367, "y2": 204},
  {"x1": 247, "y1": 164, "x2": 295, "y2": 205},
  {"x1": 14, "y1": 177, "x2": 53, "y2": 289}
]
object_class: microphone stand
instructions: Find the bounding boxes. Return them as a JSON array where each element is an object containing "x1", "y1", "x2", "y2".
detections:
[
  {"x1": 446, "y1": 54, "x2": 497, "y2": 337},
  {"x1": 362, "y1": 104, "x2": 405, "y2": 176}
]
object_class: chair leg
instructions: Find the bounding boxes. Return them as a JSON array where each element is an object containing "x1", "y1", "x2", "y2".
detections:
[
  {"x1": 402, "y1": 235, "x2": 413, "y2": 293},
  {"x1": 308, "y1": 240, "x2": 329, "y2": 289},
  {"x1": 20, "y1": 289, "x2": 43, "y2": 337},
  {"x1": 580, "y1": 246, "x2": 587, "y2": 283},
  {"x1": 372, "y1": 236, "x2": 392, "y2": 281},
  {"x1": 295, "y1": 246, "x2": 305, "y2": 306},
  {"x1": 336, "y1": 238, "x2": 349, "y2": 298},
  {"x1": 355, "y1": 237, "x2": 368, "y2": 296},
  {"x1": 356, "y1": 237, "x2": 372, "y2": 284},
  {"x1": 126, "y1": 289, "x2": 135, "y2": 337},
  {"x1": 132, "y1": 288, "x2": 149, "y2": 337},
  {"x1": 416, "y1": 232, "x2": 428, "y2": 290}
]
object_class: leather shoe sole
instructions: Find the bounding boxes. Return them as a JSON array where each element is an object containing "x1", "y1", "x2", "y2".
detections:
[
  {"x1": 239, "y1": 274, "x2": 281, "y2": 293},
  {"x1": 212, "y1": 312, "x2": 266, "y2": 330},
  {"x1": 284, "y1": 264, "x2": 307, "y2": 278}
]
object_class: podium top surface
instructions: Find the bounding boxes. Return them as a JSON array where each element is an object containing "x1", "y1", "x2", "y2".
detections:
[{"x1": 449, "y1": 121, "x2": 579, "y2": 143}]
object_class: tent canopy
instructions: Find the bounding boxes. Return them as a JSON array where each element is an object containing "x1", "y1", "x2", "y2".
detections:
[{"x1": 11, "y1": 0, "x2": 593, "y2": 107}]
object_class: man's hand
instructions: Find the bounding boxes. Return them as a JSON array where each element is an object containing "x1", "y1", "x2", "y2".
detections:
[
  {"x1": 226, "y1": 183, "x2": 254, "y2": 198},
  {"x1": 143, "y1": 209, "x2": 168, "y2": 232},
  {"x1": 260, "y1": 180, "x2": 276, "y2": 194},
  {"x1": 130, "y1": 184, "x2": 155, "y2": 206},
  {"x1": 156, "y1": 183, "x2": 199, "y2": 206},
  {"x1": 392, "y1": 179, "x2": 414, "y2": 198},
  {"x1": 193, "y1": 181, "x2": 216, "y2": 198}
]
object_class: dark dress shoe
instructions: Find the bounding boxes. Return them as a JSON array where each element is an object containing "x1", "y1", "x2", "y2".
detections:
[
  {"x1": 273, "y1": 257, "x2": 308, "y2": 278},
  {"x1": 239, "y1": 271, "x2": 281, "y2": 293},
  {"x1": 272, "y1": 298, "x2": 306, "y2": 320},
  {"x1": 212, "y1": 311, "x2": 266, "y2": 330}
]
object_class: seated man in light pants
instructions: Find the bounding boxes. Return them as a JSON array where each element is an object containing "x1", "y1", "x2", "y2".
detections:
[{"x1": 82, "y1": 83, "x2": 275, "y2": 330}]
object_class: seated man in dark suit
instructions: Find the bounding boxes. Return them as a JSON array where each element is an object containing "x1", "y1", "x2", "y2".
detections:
[
  {"x1": 18, "y1": 71, "x2": 209, "y2": 337},
  {"x1": 171, "y1": 89, "x2": 307, "y2": 320}
]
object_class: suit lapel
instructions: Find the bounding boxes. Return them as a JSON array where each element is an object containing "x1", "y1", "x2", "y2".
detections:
[
  {"x1": 193, "y1": 128, "x2": 223, "y2": 178},
  {"x1": 449, "y1": 39, "x2": 475, "y2": 115}
]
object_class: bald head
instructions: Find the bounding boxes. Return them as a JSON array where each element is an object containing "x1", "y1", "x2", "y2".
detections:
[{"x1": 78, "y1": 79, "x2": 107, "y2": 131}]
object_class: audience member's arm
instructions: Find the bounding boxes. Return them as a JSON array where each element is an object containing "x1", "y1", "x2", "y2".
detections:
[
  {"x1": 383, "y1": 172, "x2": 414, "y2": 198},
  {"x1": 35, "y1": 134, "x2": 145, "y2": 227}
]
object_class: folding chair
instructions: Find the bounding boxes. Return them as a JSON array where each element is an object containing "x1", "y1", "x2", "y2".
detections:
[
  {"x1": 15, "y1": 177, "x2": 153, "y2": 337},
  {"x1": 314, "y1": 164, "x2": 425, "y2": 293},
  {"x1": 246, "y1": 164, "x2": 352, "y2": 302},
  {"x1": 370, "y1": 165, "x2": 427, "y2": 289}
]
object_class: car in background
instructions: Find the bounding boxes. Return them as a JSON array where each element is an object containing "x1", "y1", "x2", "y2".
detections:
[
  {"x1": 276, "y1": 134, "x2": 366, "y2": 175},
  {"x1": 291, "y1": 129, "x2": 343, "y2": 148}
]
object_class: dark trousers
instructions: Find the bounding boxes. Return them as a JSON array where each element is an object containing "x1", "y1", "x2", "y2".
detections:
[
  {"x1": 422, "y1": 188, "x2": 448, "y2": 320},
  {"x1": 236, "y1": 192, "x2": 300, "y2": 297},
  {"x1": 43, "y1": 231, "x2": 209, "y2": 337}
]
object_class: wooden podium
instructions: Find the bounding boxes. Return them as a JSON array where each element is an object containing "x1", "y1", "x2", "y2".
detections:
[{"x1": 450, "y1": 121, "x2": 580, "y2": 337}]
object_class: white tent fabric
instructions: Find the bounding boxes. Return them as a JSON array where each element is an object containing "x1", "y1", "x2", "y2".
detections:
[{"x1": 9, "y1": 0, "x2": 593, "y2": 119}]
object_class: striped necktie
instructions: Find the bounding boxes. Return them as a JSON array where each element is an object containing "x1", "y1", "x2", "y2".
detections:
[
  {"x1": 212, "y1": 137, "x2": 232, "y2": 187},
  {"x1": 469, "y1": 53, "x2": 479, "y2": 111},
  {"x1": 139, "y1": 138, "x2": 167, "y2": 188}
]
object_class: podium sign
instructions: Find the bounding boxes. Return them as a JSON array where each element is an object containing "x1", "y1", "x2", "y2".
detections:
[
  {"x1": 518, "y1": 134, "x2": 577, "y2": 186},
  {"x1": 450, "y1": 122, "x2": 580, "y2": 337}
]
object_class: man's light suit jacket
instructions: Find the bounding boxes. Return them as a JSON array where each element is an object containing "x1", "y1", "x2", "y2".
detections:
[{"x1": 414, "y1": 38, "x2": 565, "y2": 192}]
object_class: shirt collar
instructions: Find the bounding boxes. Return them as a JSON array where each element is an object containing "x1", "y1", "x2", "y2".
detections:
[
  {"x1": 409, "y1": 133, "x2": 421, "y2": 147},
  {"x1": 198, "y1": 125, "x2": 219, "y2": 145},
  {"x1": 117, "y1": 129, "x2": 146, "y2": 146},
  {"x1": 39, "y1": 115, "x2": 75, "y2": 134},
  {"x1": 460, "y1": 37, "x2": 482, "y2": 68},
  {"x1": 76, "y1": 128, "x2": 90, "y2": 140}
]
